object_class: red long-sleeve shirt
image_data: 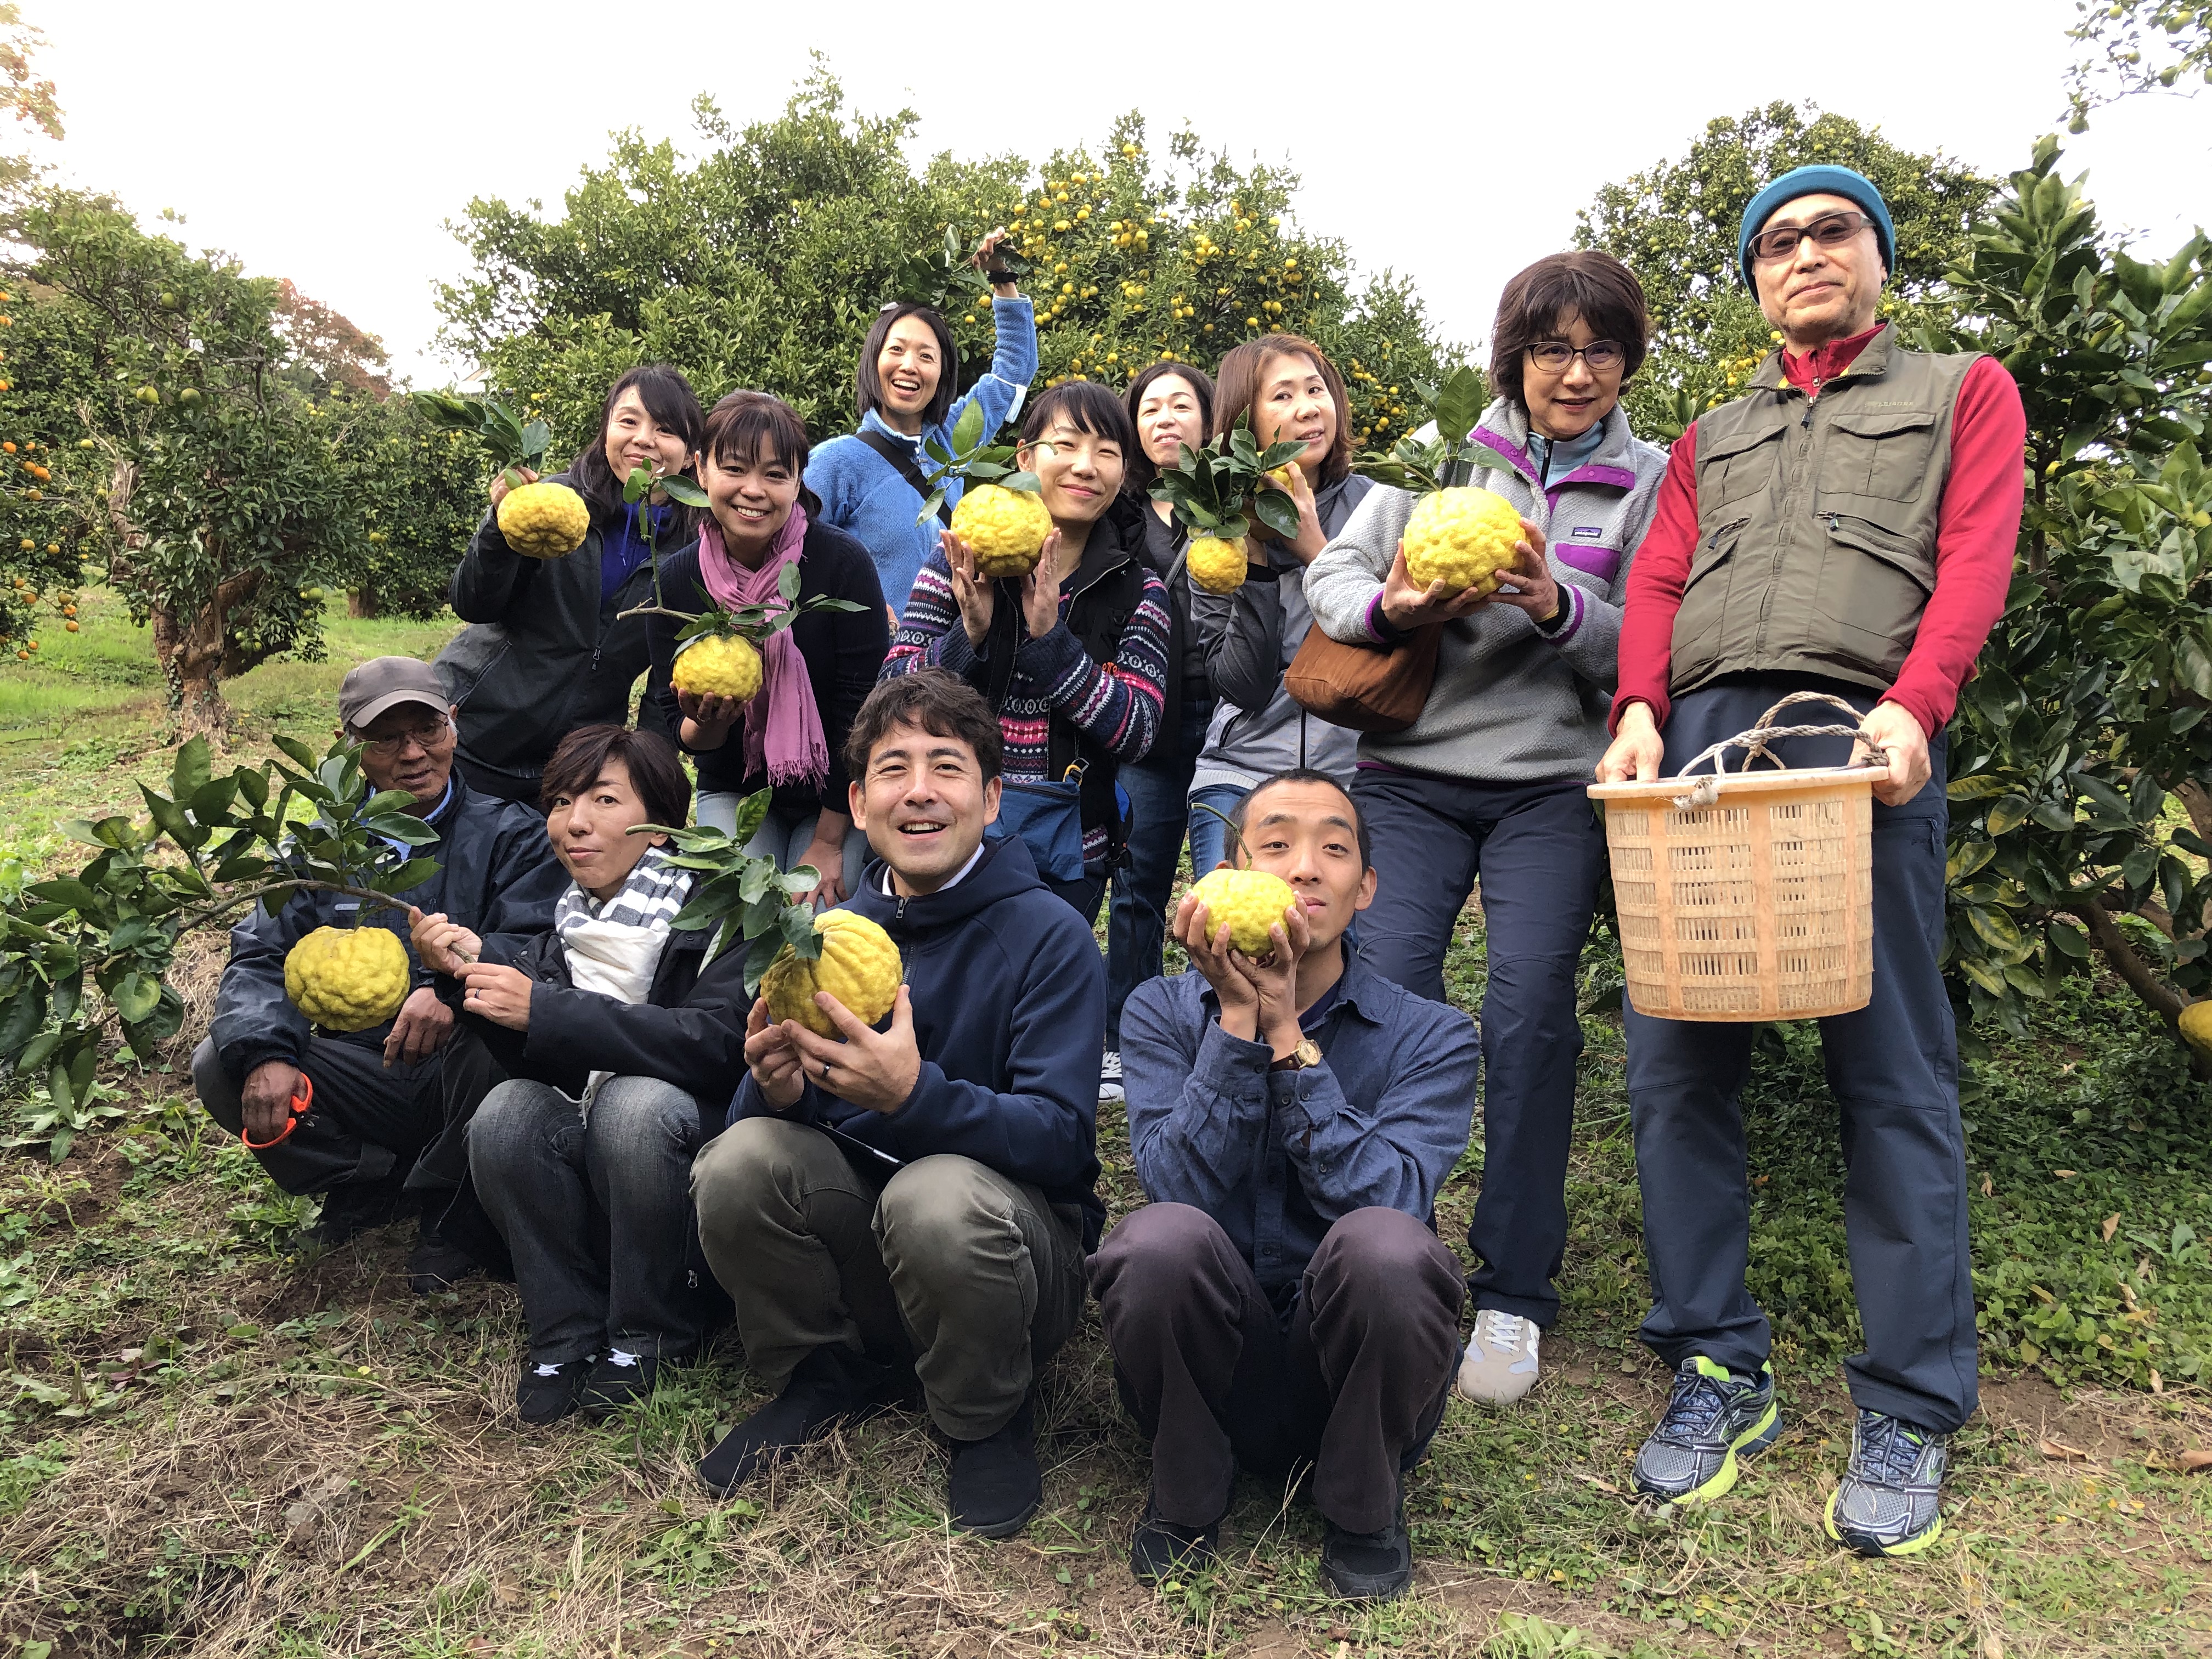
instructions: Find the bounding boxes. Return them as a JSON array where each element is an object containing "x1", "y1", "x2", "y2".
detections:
[{"x1": 1610, "y1": 328, "x2": 2027, "y2": 736}]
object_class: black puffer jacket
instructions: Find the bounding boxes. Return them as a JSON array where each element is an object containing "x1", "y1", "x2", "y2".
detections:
[
  {"x1": 433, "y1": 476, "x2": 688, "y2": 793},
  {"x1": 209, "y1": 778, "x2": 567, "y2": 1079}
]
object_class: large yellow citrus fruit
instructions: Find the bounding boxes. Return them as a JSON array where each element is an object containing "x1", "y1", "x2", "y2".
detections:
[
  {"x1": 2181, "y1": 1000, "x2": 2212, "y2": 1056},
  {"x1": 1402, "y1": 486, "x2": 1525, "y2": 594},
  {"x1": 672, "y1": 633, "x2": 763, "y2": 702},
  {"x1": 284, "y1": 926, "x2": 410, "y2": 1033},
  {"x1": 761, "y1": 910, "x2": 904, "y2": 1038},
  {"x1": 496, "y1": 480, "x2": 591, "y2": 559},
  {"x1": 951, "y1": 483, "x2": 1053, "y2": 577},
  {"x1": 1187, "y1": 535, "x2": 1249, "y2": 595},
  {"x1": 1187, "y1": 868, "x2": 1300, "y2": 957}
]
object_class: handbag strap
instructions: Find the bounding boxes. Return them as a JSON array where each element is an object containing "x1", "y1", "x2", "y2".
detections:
[{"x1": 857, "y1": 428, "x2": 953, "y2": 528}]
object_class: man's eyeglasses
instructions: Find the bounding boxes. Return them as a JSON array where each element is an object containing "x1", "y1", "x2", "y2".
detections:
[
  {"x1": 1747, "y1": 210, "x2": 1876, "y2": 266},
  {"x1": 1526, "y1": 339, "x2": 1626, "y2": 375},
  {"x1": 358, "y1": 716, "x2": 453, "y2": 760}
]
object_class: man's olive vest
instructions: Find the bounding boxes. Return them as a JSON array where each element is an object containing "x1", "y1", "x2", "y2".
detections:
[{"x1": 1674, "y1": 325, "x2": 1982, "y2": 698}]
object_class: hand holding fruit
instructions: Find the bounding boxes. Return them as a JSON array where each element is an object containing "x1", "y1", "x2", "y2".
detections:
[
  {"x1": 942, "y1": 532, "x2": 998, "y2": 647},
  {"x1": 382, "y1": 987, "x2": 455, "y2": 1069},
  {"x1": 781, "y1": 984, "x2": 921, "y2": 1114},
  {"x1": 488, "y1": 466, "x2": 539, "y2": 510},
  {"x1": 1175, "y1": 883, "x2": 1307, "y2": 1046},
  {"x1": 1266, "y1": 465, "x2": 1327, "y2": 563},
  {"x1": 793, "y1": 829, "x2": 850, "y2": 908},
  {"x1": 1379, "y1": 543, "x2": 1494, "y2": 631},
  {"x1": 459, "y1": 961, "x2": 533, "y2": 1031},
  {"x1": 676, "y1": 686, "x2": 747, "y2": 749},
  {"x1": 1595, "y1": 701, "x2": 1664, "y2": 784},
  {"x1": 241, "y1": 1059, "x2": 303, "y2": 1148},
  {"x1": 744, "y1": 997, "x2": 807, "y2": 1111},
  {"x1": 1468, "y1": 522, "x2": 1560, "y2": 623},
  {"x1": 975, "y1": 227, "x2": 1019, "y2": 296},
  {"x1": 1853, "y1": 700, "x2": 1929, "y2": 805},
  {"x1": 408, "y1": 908, "x2": 482, "y2": 976},
  {"x1": 1020, "y1": 531, "x2": 1065, "y2": 640}
]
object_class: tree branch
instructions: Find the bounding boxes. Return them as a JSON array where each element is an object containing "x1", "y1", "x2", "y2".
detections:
[{"x1": 2066, "y1": 893, "x2": 2186, "y2": 1024}]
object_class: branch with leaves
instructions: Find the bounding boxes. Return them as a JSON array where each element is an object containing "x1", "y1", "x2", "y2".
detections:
[{"x1": 1351, "y1": 366, "x2": 1504, "y2": 493}]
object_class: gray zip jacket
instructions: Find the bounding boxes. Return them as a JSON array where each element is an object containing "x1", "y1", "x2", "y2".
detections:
[
  {"x1": 1189, "y1": 474, "x2": 1374, "y2": 794},
  {"x1": 1304, "y1": 398, "x2": 1666, "y2": 783}
]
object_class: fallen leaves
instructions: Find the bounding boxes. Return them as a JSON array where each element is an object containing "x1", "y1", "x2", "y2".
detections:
[
  {"x1": 2102, "y1": 1212, "x2": 2120, "y2": 1243},
  {"x1": 2038, "y1": 1437, "x2": 2092, "y2": 1461}
]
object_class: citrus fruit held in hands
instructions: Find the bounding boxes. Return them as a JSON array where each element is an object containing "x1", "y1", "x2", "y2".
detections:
[
  {"x1": 951, "y1": 483, "x2": 1053, "y2": 578},
  {"x1": 1402, "y1": 486, "x2": 1524, "y2": 595},
  {"x1": 2182, "y1": 1000, "x2": 2212, "y2": 1057},
  {"x1": 284, "y1": 926, "x2": 410, "y2": 1032},
  {"x1": 496, "y1": 479, "x2": 592, "y2": 559},
  {"x1": 671, "y1": 634, "x2": 763, "y2": 702},
  {"x1": 1187, "y1": 868, "x2": 1300, "y2": 956},
  {"x1": 1266, "y1": 465, "x2": 1298, "y2": 493},
  {"x1": 1187, "y1": 535, "x2": 1250, "y2": 595},
  {"x1": 761, "y1": 910, "x2": 904, "y2": 1039}
]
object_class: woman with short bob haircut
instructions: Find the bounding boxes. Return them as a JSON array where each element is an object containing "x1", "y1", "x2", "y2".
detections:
[
  {"x1": 436, "y1": 365, "x2": 707, "y2": 805},
  {"x1": 420, "y1": 724, "x2": 752, "y2": 1426},
  {"x1": 1183, "y1": 333, "x2": 1373, "y2": 877},
  {"x1": 882, "y1": 379, "x2": 1169, "y2": 921},
  {"x1": 645, "y1": 391, "x2": 890, "y2": 903},
  {"x1": 1304, "y1": 250, "x2": 1666, "y2": 1411},
  {"x1": 806, "y1": 236, "x2": 1039, "y2": 619}
]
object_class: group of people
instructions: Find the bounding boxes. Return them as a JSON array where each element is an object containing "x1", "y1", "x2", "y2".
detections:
[{"x1": 188, "y1": 163, "x2": 2025, "y2": 1596}]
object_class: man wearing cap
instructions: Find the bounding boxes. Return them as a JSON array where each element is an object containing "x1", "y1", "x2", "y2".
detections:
[
  {"x1": 191, "y1": 658, "x2": 566, "y2": 1289},
  {"x1": 1595, "y1": 167, "x2": 2024, "y2": 1555}
]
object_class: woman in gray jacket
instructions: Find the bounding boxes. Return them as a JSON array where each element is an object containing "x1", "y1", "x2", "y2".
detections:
[
  {"x1": 1304, "y1": 252, "x2": 1665, "y2": 1410},
  {"x1": 1184, "y1": 335, "x2": 1373, "y2": 874}
]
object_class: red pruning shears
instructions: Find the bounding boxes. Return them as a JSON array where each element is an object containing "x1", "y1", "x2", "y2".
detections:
[{"x1": 241, "y1": 1071, "x2": 313, "y2": 1151}]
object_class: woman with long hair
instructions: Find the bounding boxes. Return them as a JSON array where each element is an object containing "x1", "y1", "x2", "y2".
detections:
[
  {"x1": 882, "y1": 380, "x2": 1169, "y2": 922},
  {"x1": 436, "y1": 365, "x2": 706, "y2": 804},
  {"x1": 806, "y1": 235, "x2": 1037, "y2": 617},
  {"x1": 645, "y1": 392, "x2": 890, "y2": 902},
  {"x1": 1183, "y1": 335, "x2": 1373, "y2": 875}
]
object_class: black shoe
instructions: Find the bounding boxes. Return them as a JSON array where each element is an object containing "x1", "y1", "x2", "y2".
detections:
[
  {"x1": 580, "y1": 1351, "x2": 661, "y2": 1417},
  {"x1": 947, "y1": 1391, "x2": 1041, "y2": 1538},
  {"x1": 517, "y1": 1357, "x2": 594, "y2": 1425},
  {"x1": 1130, "y1": 1490, "x2": 1220, "y2": 1584},
  {"x1": 407, "y1": 1231, "x2": 481, "y2": 1295},
  {"x1": 696, "y1": 1345, "x2": 888, "y2": 1496},
  {"x1": 1319, "y1": 1493, "x2": 1413, "y2": 1601},
  {"x1": 298, "y1": 1176, "x2": 408, "y2": 1249}
]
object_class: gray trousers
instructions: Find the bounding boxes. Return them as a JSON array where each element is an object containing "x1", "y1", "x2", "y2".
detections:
[
  {"x1": 691, "y1": 1116, "x2": 1087, "y2": 1440},
  {"x1": 468, "y1": 1076, "x2": 714, "y2": 1365}
]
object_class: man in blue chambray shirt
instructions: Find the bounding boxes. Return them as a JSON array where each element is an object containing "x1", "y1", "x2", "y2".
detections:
[{"x1": 1092, "y1": 768, "x2": 1479, "y2": 1602}]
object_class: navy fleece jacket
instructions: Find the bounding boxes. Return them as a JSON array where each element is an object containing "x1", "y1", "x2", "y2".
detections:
[{"x1": 726, "y1": 833, "x2": 1105, "y2": 1245}]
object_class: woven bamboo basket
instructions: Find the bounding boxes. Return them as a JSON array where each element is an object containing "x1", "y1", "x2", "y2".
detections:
[{"x1": 1587, "y1": 694, "x2": 1888, "y2": 1022}]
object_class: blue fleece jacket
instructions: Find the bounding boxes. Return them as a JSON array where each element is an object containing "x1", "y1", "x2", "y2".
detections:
[
  {"x1": 804, "y1": 296, "x2": 1039, "y2": 616},
  {"x1": 727, "y1": 832, "x2": 1105, "y2": 1245}
]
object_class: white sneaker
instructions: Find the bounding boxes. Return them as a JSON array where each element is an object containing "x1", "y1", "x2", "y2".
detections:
[
  {"x1": 1099, "y1": 1048, "x2": 1125, "y2": 1103},
  {"x1": 1456, "y1": 1308, "x2": 1541, "y2": 1404}
]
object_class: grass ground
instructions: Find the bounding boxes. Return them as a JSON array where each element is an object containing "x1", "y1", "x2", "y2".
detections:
[{"x1": 0, "y1": 590, "x2": 2209, "y2": 1657}]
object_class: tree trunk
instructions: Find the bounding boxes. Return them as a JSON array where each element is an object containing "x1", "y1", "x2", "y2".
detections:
[
  {"x1": 347, "y1": 586, "x2": 377, "y2": 619},
  {"x1": 149, "y1": 567, "x2": 262, "y2": 743},
  {"x1": 2068, "y1": 893, "x2": 2212, "y2": 1080}
]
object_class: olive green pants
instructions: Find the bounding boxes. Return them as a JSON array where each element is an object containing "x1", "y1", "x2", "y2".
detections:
[{"x1": 691, "y1": 1116, "x2": 1087, "y2": 1440}]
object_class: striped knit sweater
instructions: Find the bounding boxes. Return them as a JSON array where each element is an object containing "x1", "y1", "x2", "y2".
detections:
[{"x1": 884, "y1": 538, "x2": 1171, "y2": 861}]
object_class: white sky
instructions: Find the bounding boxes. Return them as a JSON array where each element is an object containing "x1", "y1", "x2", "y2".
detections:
[{"x1": 32, "y1": 0, "x2": 2212, "y2": 386}]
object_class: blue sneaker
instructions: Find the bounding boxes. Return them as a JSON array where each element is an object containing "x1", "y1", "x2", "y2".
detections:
[
  {"x1": 1823, "y1": 1409, "x2": 1949, "y2": 1556},
  {"x1": 1631, "y1": 1356, "x2": 1781, "y2": 1504}
]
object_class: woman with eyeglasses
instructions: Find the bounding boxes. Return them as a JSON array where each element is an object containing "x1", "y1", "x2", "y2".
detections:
[
  {"x1": 1304, "y1": 251, "x2": 1668, "y2": 1412},
  {"x1": 436, "y1": 365, "x2": 707, "y2": 806},
  {"x1": 805, "y1": 234, "x2": 1037, "y2": 619}
]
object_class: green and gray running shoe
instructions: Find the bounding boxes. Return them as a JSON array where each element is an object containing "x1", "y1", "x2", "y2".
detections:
[
  {"x1": 1822, "y1": 1409, "x2": 1949, "y2": 1556},
  {"x1": 1631, "y1": 1356, "x2": 1781, "y2": 1505}
]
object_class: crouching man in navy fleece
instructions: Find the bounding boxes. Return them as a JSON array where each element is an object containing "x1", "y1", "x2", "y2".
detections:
[
  {"x1": 1093, "y1": 769, "x2": 1480, "y2": 1601},
  {"x1": 690, "y1": 670, "x2": 1103, "y2": 1539}
]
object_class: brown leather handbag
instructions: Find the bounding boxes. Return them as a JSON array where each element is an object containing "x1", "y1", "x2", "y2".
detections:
[{"x1": 1284, "y1": 620, "x2": 1441, "y2": 734}]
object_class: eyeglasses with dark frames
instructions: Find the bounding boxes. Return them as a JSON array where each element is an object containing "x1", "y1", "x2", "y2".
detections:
[
  {"x1": 357, "y1": 715, "x2": 454, "y2": 760},
  {"x1": 1747, "y1": 210, "x2": 1876, "y2": 265},
  {"x1": 1525, "y1": 339, "x2": 1626, "y2": 375}
]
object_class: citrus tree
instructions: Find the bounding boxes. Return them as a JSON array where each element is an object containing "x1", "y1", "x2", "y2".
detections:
[
  {"x1": 2064, "y1": 0, "x2": 2211, "y2": 128},
  {"x1": 436, "y1": 63, "x2": 1451, "y2": 461}
]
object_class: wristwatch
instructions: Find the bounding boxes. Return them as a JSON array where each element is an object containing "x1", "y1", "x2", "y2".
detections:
[{"x1": 1269, "y1": 1037, "x2": 1322, "y2": 1073}]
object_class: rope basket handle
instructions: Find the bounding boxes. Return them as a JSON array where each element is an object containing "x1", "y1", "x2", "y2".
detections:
[{"x1": 1671, "y1": 691, "x2": 1885, "y2": 809}]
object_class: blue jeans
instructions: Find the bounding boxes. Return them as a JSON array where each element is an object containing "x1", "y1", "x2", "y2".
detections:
[
  {"x1": 1351, "y1": 770, "x2": 1606, "y2": 1329},
  {"x1": 1623, "y1": 681, "x2": 1975, "y2": 1433},
  {"x1": 1107, "y1": 697, "x2": 1215, "y2": 1046},
  {"x1": 1185, "y1": 784, "x2": 1249, "y2": 885}
]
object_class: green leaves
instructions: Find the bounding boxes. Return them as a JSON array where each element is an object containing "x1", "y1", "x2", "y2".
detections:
[
  {"x1": 1352, "y1": 366, "x2": 1501, "y2": 496},
  {"x1": 632, "y1": 792, "x2": 823, "y2": 983},
  {"x1": 1149, "y1": 416, "x2": 1307, "y2": 544},
  {"x1": 410, "y1": 391, "x2": 552, "y2": 472},
  {"x1": 912, "y1": 413, "x2": 1034, "y2": 528}
]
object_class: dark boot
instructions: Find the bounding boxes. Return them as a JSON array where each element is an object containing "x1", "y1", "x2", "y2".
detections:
[
  {"x1": 517, "y1": 1357, "x2": 594, "y2": 1426},
  {"x1": 1130, "y1": 1489, "x2": 1221, "y2": 1584},
  {"x1": 407, "y1": 1222, "x2": 481, "y2": 1295},
  {"x1": 696, "y1": 1345, "x2": 889, "y2": 1496},
  {"x1": 947, "y1": 1390, "x2": 1041, "y2": 1538},
  {"x1": 1319, "y1": 1485, "x2": 1413, "y2": 1601},
  {"x1": 580, "y1": 1351, "x2": 662, "y2": 1417},
  {"x1": 297, "y1": 1175, "x2": 409, "y2": 1250}
]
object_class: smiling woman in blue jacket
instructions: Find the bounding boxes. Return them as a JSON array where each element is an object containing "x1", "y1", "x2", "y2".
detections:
[{"x1": 804, "y1": 233, "x2": 1036, "y2": 617}]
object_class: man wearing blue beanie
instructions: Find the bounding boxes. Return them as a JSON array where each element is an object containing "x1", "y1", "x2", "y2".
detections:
[{"x1": 1595, "y1": 166, "x2": 2026, "y2": 1556}]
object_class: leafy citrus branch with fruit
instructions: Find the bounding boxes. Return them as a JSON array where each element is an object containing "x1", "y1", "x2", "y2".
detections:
[{"x1": 1148, "y1": 417, "x2": 1308, "y2": 595}]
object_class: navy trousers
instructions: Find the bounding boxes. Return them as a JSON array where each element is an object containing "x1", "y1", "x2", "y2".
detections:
[
  {"x1": 1622, "y1": 680, "x2": 1978, "y2": 1434},
  {"x1": 1350, "y1": 769, "x2": 1607, "y2": 1328},
  {"x1": 1106, "y1": 696, "x2": 1214, "y2": 1047}
]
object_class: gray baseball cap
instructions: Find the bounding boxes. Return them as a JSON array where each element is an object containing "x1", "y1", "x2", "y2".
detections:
[{"x1": 338, "y1": 656, "x2": 450, "y2": 731}]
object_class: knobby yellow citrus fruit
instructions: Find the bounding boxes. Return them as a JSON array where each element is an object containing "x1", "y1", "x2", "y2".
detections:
[
  {"x1": 762, "y1": 910, "x2": 904, "y2": 1039},
  {"x1": 1402, "y1": 486, "x2": 1525, "y2": 594},
  {"x1": 671, "y1": 634, "x2": 763, "y2": 702},
  {"x1": 1187, "y1": 535, "x2": 1250, "y2": 595},
  {"x1": 497, "y1": 480, "x2": 591, "y2": 559},
  {"x1": 284, "y1": 926, "x2": 410, "y2": 1032},
  {"x1": 951, "y1": 483, "x2": 1053, "y2": 578},
  {"x1": 1188, "y1": 868, "x2": 1300, "y2": 956},
  {"x1": 2181, "y1": 1000, "x2": 2212, "y2": 1056}
]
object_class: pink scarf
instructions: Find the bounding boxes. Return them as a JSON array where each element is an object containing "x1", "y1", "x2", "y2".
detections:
[{"x1": 697, "y1": 505, "x2": 830, "y2": 790}]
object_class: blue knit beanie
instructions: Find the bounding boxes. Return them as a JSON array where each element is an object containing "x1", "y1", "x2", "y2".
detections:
[{"x1": 1737, "y1": 165, "x2": 1895, "y2": 290}]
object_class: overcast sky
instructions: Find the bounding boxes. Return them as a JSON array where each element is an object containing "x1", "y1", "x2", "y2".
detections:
[{"x1": 32, "y1": 1, "x2": 2212, "y2": 386}]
